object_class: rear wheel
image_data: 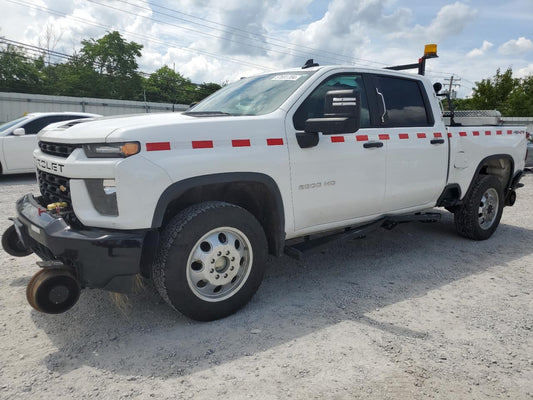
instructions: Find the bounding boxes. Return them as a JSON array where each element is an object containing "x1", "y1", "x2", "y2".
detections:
[
  {"x1": 152, "y1": 201, "x2": 268, "y2": 321},
  {"x1": 454, "y1": 175, "x2": 504, "y2": 240}
]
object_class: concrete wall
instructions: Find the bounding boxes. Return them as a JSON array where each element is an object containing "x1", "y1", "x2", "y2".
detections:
[{"x1": 0, "y1": 92, "x2": 189, "y2": 123}]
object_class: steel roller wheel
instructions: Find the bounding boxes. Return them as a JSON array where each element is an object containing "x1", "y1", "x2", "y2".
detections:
[
  {"x1": 152, "y1": 201, "x2": 267, "y2": 321},
  {"x1": 26, "y1": 268, "x2": 81, "y2": 314},
  {"x1": 2, "y1": 225, "x2": 32, "y2": 257}
]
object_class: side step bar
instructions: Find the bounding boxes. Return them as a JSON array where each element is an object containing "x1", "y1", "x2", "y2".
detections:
[{"x1": 284, "y1": 212, "x2": 441, "y2": 260}]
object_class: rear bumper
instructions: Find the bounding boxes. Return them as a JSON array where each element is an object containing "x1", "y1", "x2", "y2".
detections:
[{"x1": 13, "y1": 194, "x2": 158, "y2": 293}]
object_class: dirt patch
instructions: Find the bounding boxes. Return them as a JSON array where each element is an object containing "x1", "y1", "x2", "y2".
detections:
[{"x1": 1, "y1": 172, "x2": 532, "y2": 399}]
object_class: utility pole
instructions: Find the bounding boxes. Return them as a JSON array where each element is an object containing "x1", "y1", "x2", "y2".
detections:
[{"x1": 443, "y1": 75, "x2": 461, "y2": 98}]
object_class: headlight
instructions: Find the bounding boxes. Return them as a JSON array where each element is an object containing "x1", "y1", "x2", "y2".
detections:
[{"x1": 84, "y1": 142, "x2": 140, "y2": 158}]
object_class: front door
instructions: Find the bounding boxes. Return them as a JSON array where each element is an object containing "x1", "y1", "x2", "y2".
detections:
[{"x1": 286, "y1": 73, "x2": 387, "y2": 232}]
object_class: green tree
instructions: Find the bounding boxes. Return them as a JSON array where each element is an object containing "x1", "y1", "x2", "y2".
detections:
[
  {"x1": 452, "y1": 68, "x2": 533, "y2": 116},
  {"x1": 78, "y1": 31, "x2": 144, "y2": 99},
  {"x1": 144, "y1": 66, "x2": 196, "y2": 104},
  {"x1": 0, "y1": 44, "x2": 45, "y2": 93},
  {"x1": 193, "y1": 82, "x2": 222, "y2": 102},
  {"x1": 46, "y1": 55, "x2": 102, "y2": 97}
]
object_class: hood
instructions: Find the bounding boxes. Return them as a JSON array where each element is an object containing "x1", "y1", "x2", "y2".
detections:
[{"x1": 38, "y1": 112, "x2": 197, "y2": 144}]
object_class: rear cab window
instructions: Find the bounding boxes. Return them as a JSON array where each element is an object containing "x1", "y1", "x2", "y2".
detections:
[{"x1": 373, "y1": 75, "x2": 434, "y2": 127}]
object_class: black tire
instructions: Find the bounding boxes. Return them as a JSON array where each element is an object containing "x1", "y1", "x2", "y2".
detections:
[
  {"x1": 2, "y1": 225, "x2": 32, "y2": 257},
  {"x1": 152, "y1": 201, "x2": 268, "y2": 321},
  {"x1": 454, "y1": 175, "x2": 504, "y2": 240}
]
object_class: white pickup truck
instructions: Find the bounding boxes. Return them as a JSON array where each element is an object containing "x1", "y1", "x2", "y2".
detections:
[{"x1": 2, "y1": 63, "x2": 527, "y2": 320}]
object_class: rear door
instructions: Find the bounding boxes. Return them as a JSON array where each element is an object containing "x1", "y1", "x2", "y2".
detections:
[{"x1": 371, "y1": 74, "x2": 448, "y2": 211}]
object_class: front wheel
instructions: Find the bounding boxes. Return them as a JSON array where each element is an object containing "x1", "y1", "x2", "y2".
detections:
[
  {"x1": 152, "y1": 201, "x2": 268, "y2": 321},
  {"x1": 454, "y1": 175, "x2": 504, "y2": 240}
]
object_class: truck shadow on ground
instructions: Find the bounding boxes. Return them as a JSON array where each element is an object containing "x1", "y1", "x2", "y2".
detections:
[{"x1": 28, "y1": 211, "x2": 533, "y2": 378}]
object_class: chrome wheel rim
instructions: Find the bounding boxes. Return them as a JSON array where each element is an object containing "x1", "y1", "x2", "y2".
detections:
[
  {"x1": 478, "y1": 188, "x2": 499, "y2": 230},
  {"x1": 186, "y1": 227, "x2": 252, "y2": 302}
]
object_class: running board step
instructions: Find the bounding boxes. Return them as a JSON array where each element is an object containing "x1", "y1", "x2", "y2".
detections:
[{"x1": 284, "y1": 212, "x2": 441, "y2": 260}]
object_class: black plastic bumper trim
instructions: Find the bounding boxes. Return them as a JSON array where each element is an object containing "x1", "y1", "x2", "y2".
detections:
[{"x1": 14, "y1": 194, "x2": 155, "y2": 293}]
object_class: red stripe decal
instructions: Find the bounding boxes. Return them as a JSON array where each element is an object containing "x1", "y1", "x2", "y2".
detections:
[
  {"x1": 473, "y1": 131, "x2": 480, "y2": 136},
  {"x1": 378, "y1": 134, "x2": 390, "y2": 140},
  {"x1": 356, "y1": 135, "x2": 369, "y2": 142},
  {"x1": 146, "y1": 142, "x2": 170, "y2": 151},
  {"x1": 192, "y1": 140, "x2": 213, "y2": 149},
  {"x1": 267, "y1": 138, "x2": 284, "y2": 146},
  {"x1": 417, "y1": 133, "x2": 426, "y2": 139},
  {"x1": 232, "y1": 139, "x2": 251, "y2": 147},
  {"x1": 448, "y1": 132, "x2": 453, "y2": 138},
  {"x1": 331, "y1": 136, "x2": 345, "y2": 143},
  {"x1": 485, "y1": 130, "x2": 491, "y2": 136},
  {"x1": 496, "y1": 130, "x2": 502, "y2": 135},
  {"x1": 433, "y1": 132, "x2": 442, "y2": 138},
  {"x1": 459, "y1": 131, "x2": 467, "y2": 137},
  {"x1": 399, "y1": 133, "x2": 409, "y2": 139},
  {"x1": 507, "y1": 130, "x2": 513, "y2": 135}
]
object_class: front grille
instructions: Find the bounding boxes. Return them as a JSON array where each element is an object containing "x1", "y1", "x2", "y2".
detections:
[
  {"x1": 39, "y1": 141, "x2": 81, "y2": 158},
  {"x1": 38, "y1": 170, "x2": 71, "y2": 204}
]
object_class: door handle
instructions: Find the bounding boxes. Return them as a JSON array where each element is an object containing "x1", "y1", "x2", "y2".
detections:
[
  {"x1": 430, "y1": 139, "x2": 445, "y2": 145},
  {"x1": 363, "y1": 141, "x2": 384, "y2": 149}
]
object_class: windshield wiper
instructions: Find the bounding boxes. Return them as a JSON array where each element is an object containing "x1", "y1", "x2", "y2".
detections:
[{"x1": 184, "y1": 111, "x2": 232, "y2": 117}]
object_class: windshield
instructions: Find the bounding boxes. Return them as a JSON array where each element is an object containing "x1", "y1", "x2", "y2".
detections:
[
  {"x1": 0, "y1": 116, "x2": 29, "y2": 133},
  {"x1": 187, "y1": 71, "x2": 315, "y2": 116}
]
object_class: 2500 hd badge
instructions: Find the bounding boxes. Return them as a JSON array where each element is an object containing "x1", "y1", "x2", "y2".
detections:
[{"x1": 34, "y1": 156, "x2": 65, "y2": 173}]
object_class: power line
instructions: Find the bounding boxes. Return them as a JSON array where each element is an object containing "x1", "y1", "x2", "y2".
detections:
[
  {"x1": 6, "y1": 0, "x2": 273, "y2": 72},
  {"x1": 109, "y1": 0, "x2": 389, "y2": 67},
  {"x1": 7, "y1": 0, "x2": 390, "y2": 74}
]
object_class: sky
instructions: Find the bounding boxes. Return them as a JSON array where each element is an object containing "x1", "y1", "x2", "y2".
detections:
[{"x1": 1, "y1": 0, "x2": 532, "y2": 98}]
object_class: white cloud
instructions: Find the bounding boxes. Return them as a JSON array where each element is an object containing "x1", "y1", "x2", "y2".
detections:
[
  {"x1": 1, "y1": 0, "x2": 532, "y2": 96},
  {"x1": 467, "y1": 40, "x2": 493, "y2": 58},
  {"x1": 516, "y1": 63, "x2": 533, "y2": 78},
  {"x1": 499, "y1": 37, "x2": 533, "y2": 55}
]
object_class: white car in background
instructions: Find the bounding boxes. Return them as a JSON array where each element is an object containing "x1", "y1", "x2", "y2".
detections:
[{"x1": 0, "y1": 112, "x2": 100, "y2": 175}]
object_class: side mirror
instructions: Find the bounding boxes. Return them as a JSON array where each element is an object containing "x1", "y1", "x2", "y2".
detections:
[
  {"x1": 13, "y1": 127, "x2": 26, "y2": 136},
  {"x1": 297, "y1": 89, "x2": 361, "y2": 149},
  {"x1": 305, "y1": 89, "x2": 361, "y2": 135}
]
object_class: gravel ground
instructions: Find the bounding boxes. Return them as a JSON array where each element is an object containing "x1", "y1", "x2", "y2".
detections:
[{"x1": 0, "y1": 172, "x2": 532, "y2": 400}]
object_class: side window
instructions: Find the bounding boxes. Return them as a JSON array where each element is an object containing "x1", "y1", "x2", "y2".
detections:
[
  {"x1": 374, "y1": 76, "x2": 431, "y2": 127},
  {"x1": 293, "y1": 74, "x2": 370, "y2": 131},
  {"x1": 21, "y1": 116, "x2": 67, "y2": 135}
]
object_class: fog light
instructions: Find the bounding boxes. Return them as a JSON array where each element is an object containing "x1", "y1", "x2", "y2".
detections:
[
  {"x1": 103, "y1": 179, "x2": 116, "y2": 195},
  {"x1": 85, "y1": 179, "x2": 119, "y2": 216}
]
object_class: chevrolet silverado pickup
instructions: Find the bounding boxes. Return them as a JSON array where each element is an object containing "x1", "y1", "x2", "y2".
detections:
[{"x1": 2, "y1": 62, "x2": 527, "y2": 320}]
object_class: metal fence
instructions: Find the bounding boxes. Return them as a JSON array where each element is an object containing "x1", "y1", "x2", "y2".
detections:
[{"x1": 0, "y1": 92, "x2": 189, "y2": 123}]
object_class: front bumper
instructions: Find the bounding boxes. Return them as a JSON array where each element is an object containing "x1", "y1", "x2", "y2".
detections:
[{"x1": 13, "y1": 194, "x2": 158, "y2": 293}]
